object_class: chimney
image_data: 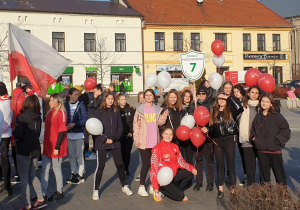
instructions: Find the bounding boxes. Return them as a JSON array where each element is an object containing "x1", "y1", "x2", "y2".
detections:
[{"x1": 112, "y1": 0, "x2": 119, "y2": 3}]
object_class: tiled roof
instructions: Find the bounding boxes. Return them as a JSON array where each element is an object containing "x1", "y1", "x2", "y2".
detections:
[
  {"x1": 0, "y1": 0, "x2": 142, "y2": 16},
  {"x1": 126, "y1": 0, "x2": 292, "y2": 27},
  {"x1": 259, "y1": 0, "x2": 300, "y2": 19}
]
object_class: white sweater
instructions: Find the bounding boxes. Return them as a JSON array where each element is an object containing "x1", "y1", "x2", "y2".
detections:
[{"x1": 0, "y1": 100, "x2": 12, "y2": 138}]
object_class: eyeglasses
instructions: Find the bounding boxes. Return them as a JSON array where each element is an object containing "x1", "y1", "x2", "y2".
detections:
[
  {"x1": 217, "y1": 98, "x2": 227, "y2": 101},
  {"x1": 197, "y1": 92, "x2": 206, "y2": 95}
]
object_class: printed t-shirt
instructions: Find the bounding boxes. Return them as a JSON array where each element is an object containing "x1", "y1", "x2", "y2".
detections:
[
  {"x1": 67, "y1": 101, "x2": 84, "y2": 139},
  {"x1": 144, "y1": 104, "x2": 158, "y2": 148},
  {"x1": 43, "y1": 109, "x2": 67, "y2": 158}
]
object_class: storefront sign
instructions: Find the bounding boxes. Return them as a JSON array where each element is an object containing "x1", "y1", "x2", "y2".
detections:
[
  {"x1": 243, "y1": 54, "x2": 287, "y2": 60},
  {"x1": 85, "y1": 66, "x2": 98, "y2": 72},
  {"x1": 111, "y1": 66, "x2": 133, "y2": 73},
  {"x1": 156, "y1": 65, "x2": 182, "y2": 71}
]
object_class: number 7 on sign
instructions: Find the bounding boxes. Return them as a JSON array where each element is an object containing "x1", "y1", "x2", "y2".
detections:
[{"x1": 190, "y1": 63, "x2": 196, "y2": 72}]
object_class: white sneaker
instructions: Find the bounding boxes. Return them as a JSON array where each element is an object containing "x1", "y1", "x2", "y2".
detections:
[
  {"x1": 148, "y1": 185, "x2": 154, "y2": 194},
  {"x1": 122, "y1": 185, "x2": 133, "y2": 196},
  {"x1": 138, "y1": 186, "x2": 149, "y2": 197},
  {"x1": 92, "y1": 190, "x2": 99, "y2": 200},
  {"x1": 86, "y1": 153, "x2": 97, "y2": 160}
]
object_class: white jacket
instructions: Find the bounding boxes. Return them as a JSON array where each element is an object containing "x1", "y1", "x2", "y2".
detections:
[{"x1": 0, "y1": 100, "x2": 12, "y2": 138}]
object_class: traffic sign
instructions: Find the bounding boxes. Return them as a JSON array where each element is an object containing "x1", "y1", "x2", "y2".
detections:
[{"x1": 180, "y1": 51, "x2": 205, "y2": 81}]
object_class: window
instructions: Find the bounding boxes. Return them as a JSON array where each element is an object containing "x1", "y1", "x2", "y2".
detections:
[
  {"x1": 52, "y1": 32, "x2": 65, "y2": 52},
  {"x1": 257, "y1": 34, "x2": 265, "y2": 51},
  {"x1": 243, "y1": 34, "x2": 251, "y2": 51},
  {"x1": 191, "y1": 33, "x2": 200, "y2": 51},
  {"x1": 173, "y1": 33, "x2": 183, "y2": 51},
  {"x1": 244, "y1": 67, "x2": 253, "y2": 71},
  {"x1": 217, "y1": 66, "x2": 229, "y2": 75},
  {"x1": 86, "y1": 72, "x2": 97, "y2": 80},
  {"x1": 155, "y1": 32, "x2": 165, "y2": 51},
  {"x1": 115, "y1": 33, "x2": 126, "y2": 52},
  {"x1": 84, "y1": 33, "x2": 96, "y2": 52},
  {"x1": 215, "y1": 33, "x2": 227, "y2": 51},
  {"x1": 258, "y1": 67, "x2": 268, "y2": 73},
  {"x1": 273, "y1": 34, "x2": 280, "y2": 51}
]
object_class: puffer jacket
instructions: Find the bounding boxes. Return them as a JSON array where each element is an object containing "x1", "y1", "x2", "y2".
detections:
[
  {"x1": 209, "y1": 95, "x2": 243, "y2": 138},
  {"x1": 250, "y1": 112, "x2": 290, "y2": 152},
  {"x1": 65, "y1": 101, "x2": 88, "y2": 133},
  {"x1": 150, "y1": 140, "x2": 195, "y2": 191},
  {"x1": 133, "y1": 103, "x2": 168, "y2": 149}
]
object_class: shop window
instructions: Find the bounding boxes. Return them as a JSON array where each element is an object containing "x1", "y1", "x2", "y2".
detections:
[
  {"x1": 115, "y1": 33, "x2": 126, "y2": 52},
  {"x1": 243, "y1": 34, "x2": 251, "y2": 51},
  {"x1": 191, "y1": 33, "x2": 200, "y2": 51},
  {"x1": 215, "y1": 33, "x2": 227, "y2": 51},
  {"x1": 258, "y1": 67, "x2": 268, "y2": 73},
  {"x1": 217, "y1": 66, "x2": 229, "y2": 75},
  {"x1": 86, "y1": 72, "x2": 97, "y2": 80},
  {"x1": 84, "y1": 33, "x2": 96, "y2": 52},
  {"x1": 157, "y1": 71, "x2": 182, "y2": 78},
  {"x1": 57, "y1": 74, "x2": 73, "y2": 86},
  {"x1": 52, "y1": 32, "x2": 65, "y2": 52},
  {"x1": 273, "y1": 34, "x2": 280, "y2": 51},
  {"x1": 155, "y1": 32, "x2": 165, "y2": 51},
  {"x1": 257, "y1": 34, "x2": 265, "y2": 51},
  {"x1": 111, "y1": 74, "x2": 133, "y2": 92},
  {"x1": 244, "y1": 67, "x2": 253, "y2": 71},
  {"x1": 173, "y1": 33, "x2": 183, "y2": 51},
  {"x1": 273, "y1": 66, "x2": 282, "y2": 84}
]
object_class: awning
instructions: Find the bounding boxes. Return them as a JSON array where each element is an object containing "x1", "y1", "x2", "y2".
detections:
[
  {"x1": 111, "y1": 66, "x2": 133, "y2": 73},
  {"x1": 63, "y1": 67, "x2": 73, "y2": 74}
]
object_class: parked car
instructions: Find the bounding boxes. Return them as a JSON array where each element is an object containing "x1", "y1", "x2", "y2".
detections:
[{"x1": 278, "y1": 80, "x2": 300, "y2": 88}]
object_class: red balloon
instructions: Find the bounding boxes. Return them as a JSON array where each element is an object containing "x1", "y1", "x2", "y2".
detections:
[
  {"x1": 176, "y1": 125, "x2": 191, "y2": 141},
  {"x1": 211, "y1": 40, "x2": 225, "y2": 56},
  {"x1": 84, "y1": 77, "x2": 97, "y2": 90},
  {"x1": 245, "y1": 68, "x2": 261, "y2": 87},
  {"x1": 190, "y1": 127, "x2": 206, "y2": 147},
  {"x1": 194, "y1": 106, "x2": 210, "y2": 126},
  {"x1": 258, "y1": 73, "x2": 275, "y2": 93},
  {"x1": 10, "y1": 94, "x2": 26, "y2": 116}
]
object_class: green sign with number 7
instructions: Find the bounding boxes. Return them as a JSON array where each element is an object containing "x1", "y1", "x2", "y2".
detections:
[{"x1": 180, "y1": 51, "x2": 205, "y2": 81}]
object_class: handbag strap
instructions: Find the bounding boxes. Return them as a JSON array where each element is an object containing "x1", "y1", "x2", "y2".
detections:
[{"x1": 252, "y1": 114, "x2": 268, "y2": 140}]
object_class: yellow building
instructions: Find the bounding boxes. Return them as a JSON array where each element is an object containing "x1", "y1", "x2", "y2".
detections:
[{"x1": 127, "y1": 0, "x2": 293, "y2": 86}]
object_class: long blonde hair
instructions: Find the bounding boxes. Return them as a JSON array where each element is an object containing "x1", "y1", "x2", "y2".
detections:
[{"x1": 47, "y1": 93, "x2": 66, "y2": 117}]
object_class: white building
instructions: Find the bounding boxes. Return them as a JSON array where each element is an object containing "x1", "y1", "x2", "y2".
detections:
[{"x1": 0, "y1": 0, "x2": 144, "y2": 94}]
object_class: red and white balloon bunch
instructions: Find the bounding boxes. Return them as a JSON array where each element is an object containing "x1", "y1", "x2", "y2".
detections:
[
  {"x1": 245, "y1": 68, "x2": 275, "y2": 92},
  {"x1": 145, "y1": 71, "x2": 172, "y2": 89}
]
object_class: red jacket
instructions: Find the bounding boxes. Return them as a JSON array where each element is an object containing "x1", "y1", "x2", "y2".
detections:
[{"x1": 150, "y1": 140, "x2": 195, "y2": 191}]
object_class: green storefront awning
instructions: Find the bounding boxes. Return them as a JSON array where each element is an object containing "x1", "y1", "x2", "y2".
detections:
[
  {"x1": 111, "y1": 66, "x2": 133, "y2": 73},
  {"x1": 63, "y1": 67, "x2": 73, "y2": 74}
]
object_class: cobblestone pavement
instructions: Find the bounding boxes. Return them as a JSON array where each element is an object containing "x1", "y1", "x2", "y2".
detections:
[{"x1": 0, "y1": 97, "x2": 299, "y2": 210}]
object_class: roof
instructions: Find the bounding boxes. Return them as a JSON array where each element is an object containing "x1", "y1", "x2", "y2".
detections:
[
  {"x1": 0, "y1": 0, "x2": 142, "y2": 17},
  {"x1": 259, "y1": 0, "x2": 300, "y2": 19},
  {"x1": 126, "y1": 0, "x2": 292, "y2": 28}
]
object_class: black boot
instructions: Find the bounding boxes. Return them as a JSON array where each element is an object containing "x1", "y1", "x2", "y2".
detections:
[
  {"x1": 206, "y1": 183, "x2": 214, "y2": 191},
  {"x1": 193, "y1": 182, "x2": 203, "y2": 191}
]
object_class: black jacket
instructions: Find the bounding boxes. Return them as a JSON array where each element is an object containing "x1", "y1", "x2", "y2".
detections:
[
  {"x1": 118, "y1": 103, "x2": 135, "y2": 136},
  {"x1": 183, "y1": 103, "x2": 194, "y2": 115},
  {"x1": 190, "y1": 98, "x2": 214, "y2": 113},
  {"x1": 250, "y1": 112, "x2": 290, "y2": 152},
  {"x1": 13, "y1": 111, "x2": 41, "y2": 158},
  {"x1": 86, "y1": 94, "x2": 102, "y2": 118},
  {"x1": 209, "y1": 96, "x2": 243, "y2": 138},
  {"x1": 93, "y1": 107, "x2": 123, "y2": 150}
]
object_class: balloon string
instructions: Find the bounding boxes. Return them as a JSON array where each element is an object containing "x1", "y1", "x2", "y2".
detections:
[{"x1": 206, "y1": 133, "x2": 218, "y2": 147}]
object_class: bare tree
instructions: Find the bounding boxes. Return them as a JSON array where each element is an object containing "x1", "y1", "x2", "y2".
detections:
[{"x1": 87, "y1": 35, "x2": 121, "y2": 84}]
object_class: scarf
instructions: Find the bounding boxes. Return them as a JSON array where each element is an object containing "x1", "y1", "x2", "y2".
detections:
[
  {"x1": 239, "y1": 100, "x2": 259, "y2": 143},
  {"x1": 0, "y1": 94, "x2": 10, "y2": 102}
]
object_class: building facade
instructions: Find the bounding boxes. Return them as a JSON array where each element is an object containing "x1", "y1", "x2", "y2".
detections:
[
  {"x1": 127, "y1": 0, "x2": 293, "y2": 86},
  {"x1": 0, "y1": 0, "x2": 144, "y2": 94}
]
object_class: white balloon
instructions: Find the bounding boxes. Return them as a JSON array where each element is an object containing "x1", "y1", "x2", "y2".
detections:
[
  {"x1": 85, "y1": 118, "x2": 103, "y2": 135},
  {"x1": 212, "y1": 54, "x2": 225, "y2": 67},
  {"x1": 157, "y1": 71, "x2": 171, "y2": 89},
  {"x1": 208, "y1": 72, "x2": 223, "y2": 90},
  {"x1": 157, "y1": 167, "x2": 174, "y2": 186},
  {"x1": 180, "y1": 115, "x2": 195, "y2": 129},
  {"x1": 145, "y1": 73, "x2": 158, "y2": 88}
]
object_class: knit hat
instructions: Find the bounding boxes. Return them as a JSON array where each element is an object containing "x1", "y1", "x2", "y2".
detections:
[
  {"x1": 196, "y1": 86, "x2": 208, "y2": 95},
  {"x1": 0, "y1": 82, "x2": 8, "y2": 96}
]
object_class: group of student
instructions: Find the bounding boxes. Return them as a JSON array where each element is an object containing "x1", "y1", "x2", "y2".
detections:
[{"x1": 0, "y1": 78, "x2": 291, "y2": 209}]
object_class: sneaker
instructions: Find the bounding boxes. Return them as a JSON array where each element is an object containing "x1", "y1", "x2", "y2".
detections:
[
  {"x1": 182, "y1": 196, "x2": 188, "y2": 201},
  {"x1": 138, "y1": 186, "x2": 149, "y2": 197},
  {"x1": 135, "y1": 175, "x2": 140, "y2": 182},
  {"x1": 217, "y1": 190, "x2": 224, "y2": 198},
  {"x1": 122, "y1": 185, "x2": 133, "y2": 196},
  {"x1": 32, "y1": 200, "x2": 47, "y2": 209},
  {"x1": 76, "y1": 174, "x2": 85, "y2": 184},
  {"x1": 148, "y1": 185, "x2": 154, "y2": 195},
  {"x1": 239, "y1": 178, "x2": 247, "y2": 186},
  {"x1": 85, "y1": 150, "x2": 93, "y2": 156},
  {"x1": 92, "y1": 190, "x2": 99, "y2": 200},
  {"x1": 11, "y1": 176, "x2": 20, "y2": 184},
  {"x1": 66, "y1": 173, "x2": 76, "y2": 184},
  {"x1": 153, "y1": 192, "x2": 162, "y2": 202},
  {"x1": 48, "y1": 191, "x2": 63, "y2": 201},
  {"x1": 193, "y1": 182, "x2": 203, "y2": 191},
  {"x1": 31, "y1": 194, "x2": 47, "y2": 202},
  {"x1": 86, "y1": 153, "x2": 97, "y2": 160},
  {"x1": 19, "y1": 206, "x2": 32, "y2": 210}
]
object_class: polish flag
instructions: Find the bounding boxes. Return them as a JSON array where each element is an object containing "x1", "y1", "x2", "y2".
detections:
[{"x1": 9, "y1": 23, "x2": 72, "y2": 98}]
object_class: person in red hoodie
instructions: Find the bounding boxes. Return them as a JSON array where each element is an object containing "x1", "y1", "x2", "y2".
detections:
[{"x1": 150, "y1": 126, "x2": 197, "y2": 202}]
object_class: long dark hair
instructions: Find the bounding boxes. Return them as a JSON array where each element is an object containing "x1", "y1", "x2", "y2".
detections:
[
  {"x1": 100, "y1": 92, "x2": 117, "y2": 113},
  {"x1": 259, "y1": 93, "x2": 275, "y2": 114},
  {"x1": 181, "y1": 89, "x2": 193, "y2": 105},
  {"x1": 209, "y1": 92, "x2": 232, "y2": 125},
  {"x1": 242, "y1": 85, "x2": 261, "y2": 108},
  {"x1": 233, "y1": 84, "x2": 246, "y2": 99},
  {"x1": 162, "y1": 89, "x2": 183, "y2": 111},
  {"x1": 21, "y1": 94, "x2": 41, "y2": 116}
]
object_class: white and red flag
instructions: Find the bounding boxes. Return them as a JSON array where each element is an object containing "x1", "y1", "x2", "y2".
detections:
[{"x1": 9, "y1": 23, "x2": 72, "y2": 98}]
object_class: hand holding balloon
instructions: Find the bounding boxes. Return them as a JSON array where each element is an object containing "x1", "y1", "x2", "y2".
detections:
[{"x1": 201, "y1": 127, "x2": 208, "y2": 134}]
